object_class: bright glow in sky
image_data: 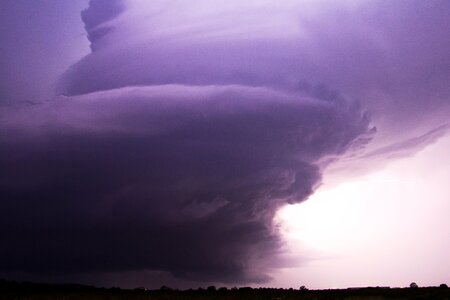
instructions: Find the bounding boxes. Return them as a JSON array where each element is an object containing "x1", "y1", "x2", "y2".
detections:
[{"x1": 274, "y1": 134, "x2": 450, "y2": 289}]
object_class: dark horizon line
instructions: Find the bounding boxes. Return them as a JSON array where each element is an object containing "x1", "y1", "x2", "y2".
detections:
[{"x1": 1, "y1": 278, "x2": 448, "y2": 292}]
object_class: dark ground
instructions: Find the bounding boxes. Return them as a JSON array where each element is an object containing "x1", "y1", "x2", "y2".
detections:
[{"x1": 1, "y1": 279, "x2": 449, "y2": 300}]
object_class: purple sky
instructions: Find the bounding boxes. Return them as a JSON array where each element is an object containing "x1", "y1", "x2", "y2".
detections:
[{"x1": 0, "y1": 0, "x2": 449, "y2": 289}]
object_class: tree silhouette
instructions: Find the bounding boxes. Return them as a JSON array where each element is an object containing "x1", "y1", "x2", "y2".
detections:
[{"x1": 207, "y1": 285, "x2": 216, "y2": 292}]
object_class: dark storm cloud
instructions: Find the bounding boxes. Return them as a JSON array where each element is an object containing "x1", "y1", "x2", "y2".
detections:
[
  {"x1": 2, "y1": 0, "x2": 449, "y2": 287},
  {"x1": 0, "y1": 85, "x2": 373, "y2": 283}
]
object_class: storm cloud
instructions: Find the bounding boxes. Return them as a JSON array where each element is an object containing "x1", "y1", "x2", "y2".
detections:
[
  {"x1": 1, "y1": 0, "x2": 449, "y2": 287},
  {"x1": 59, "y1": 0, "x2": 450, "y2": 131},
  {"x1": 0, "y1": 83, "x2": 372, "y2": 283}
]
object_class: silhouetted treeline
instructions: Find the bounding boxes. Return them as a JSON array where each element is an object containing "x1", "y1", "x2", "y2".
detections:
[{"x1": 0, "y1": 279, "x2": 449, "y2": 299}]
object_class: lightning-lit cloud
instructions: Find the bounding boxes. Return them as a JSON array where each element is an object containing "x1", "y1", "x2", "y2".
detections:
[
  {"x1": 0, "y1": 85, "x2": 372, "y2": 283},
  {"x1": 1, "y1": 0, "x2": 449, "y2": 287}
]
